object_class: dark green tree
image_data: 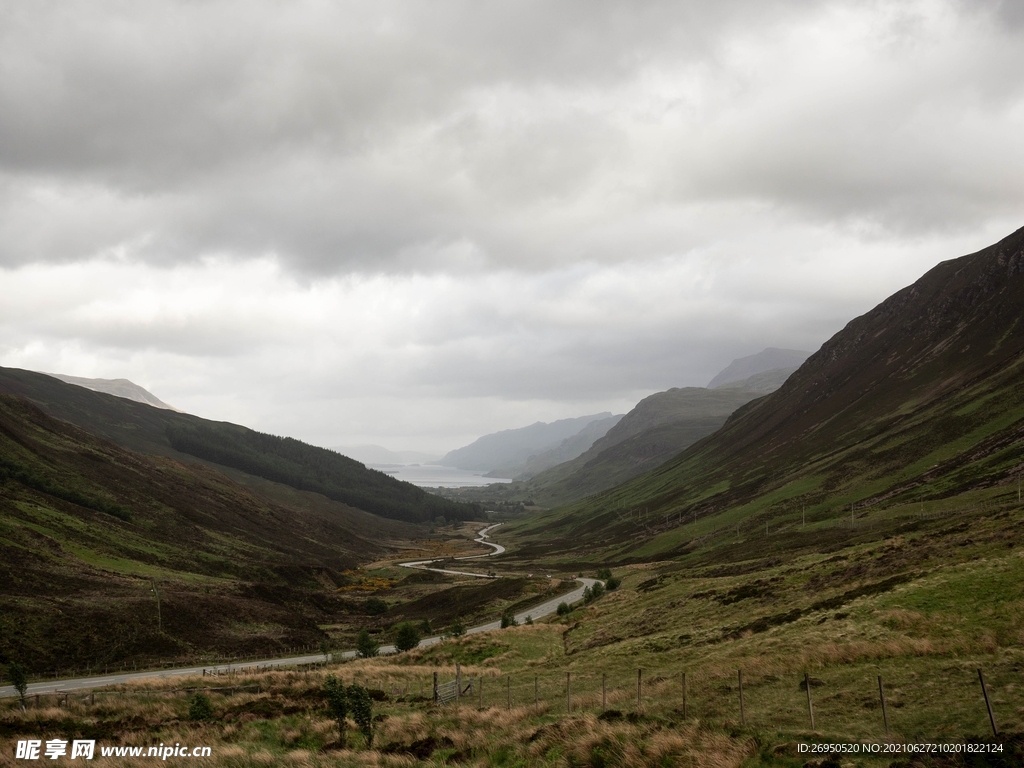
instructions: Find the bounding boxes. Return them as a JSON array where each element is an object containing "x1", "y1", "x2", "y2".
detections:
[
  {"x1": 605, "y1": 576, "x2": 621, "y2": 591},
  {"x1": 449, "y1": 617, "x2": 466, "y2": 637},
  {"x1": 500, "y1": 608, "x2": 518, "y2": 628},
  {"x1": 7, "y1": 662, "x2": 27, "y2": 712},
  {"x1": 556, "y1": 602, "x2": 571, "y2": 616},
  {"x1": 323, "y1": 675, "x2": 349, "y2": 745},
  {"x1": 393, "y1": 622, "x2": 421, "y2": 652},
  {"x1": 356, "y1": 629, "x2": 379, "y2": 658},
  {"x1": 588, "y1": 581, "x2": 605, "y2": 602},
  {"x1": 347, "y1": 684, "x2": 374, "y2": 746},
  {"x1": 596, "y1": 568, "x2": 612, "y2": 580},
  {"x1": 418, "y1": 618, "x2": 431, "y2": 634}
]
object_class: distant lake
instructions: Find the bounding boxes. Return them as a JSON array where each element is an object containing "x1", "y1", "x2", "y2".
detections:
[{"x1": 369, "y1": 464, "x2": 512, "y2": 488}]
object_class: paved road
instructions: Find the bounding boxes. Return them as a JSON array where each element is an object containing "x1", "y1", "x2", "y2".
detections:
[
  {"x1": 1, "y1": 524, "x2": 594, "y2": 699},
  {"x1": 396, "y1": 522, "x2": 506, "y2": 577}
]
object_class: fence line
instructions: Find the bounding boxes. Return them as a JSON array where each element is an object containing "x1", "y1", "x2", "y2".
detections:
[{"x1": 4, "y1": 661, "x2": 1010, "y2": 741}]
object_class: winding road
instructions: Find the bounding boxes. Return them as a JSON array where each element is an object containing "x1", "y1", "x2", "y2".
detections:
[{"x1": 1, "y1": 524, "x2": 596, "y2": 698}]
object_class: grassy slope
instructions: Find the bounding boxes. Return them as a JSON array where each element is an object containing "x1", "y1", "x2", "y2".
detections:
[
  {"x1": 0, "y1": 394, "x2": 420, "y2": 670},
  {"x1": 0, "y1": 367, "x2": 480, "y2": 525},
  {"x1": 506, "y1": 226, "x2": 1024, "y2": 564}
]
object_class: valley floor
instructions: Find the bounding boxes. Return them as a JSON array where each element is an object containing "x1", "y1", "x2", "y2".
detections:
[{"x1": 3, "y1": 493, "x2": 1024, "y2": 766}]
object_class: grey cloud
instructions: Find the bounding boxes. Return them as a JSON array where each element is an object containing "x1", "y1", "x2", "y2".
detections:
[{"x1": 7, "y1": 0, "x2": 1017, "y2": 274}]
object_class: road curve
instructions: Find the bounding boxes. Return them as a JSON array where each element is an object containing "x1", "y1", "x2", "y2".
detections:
[
  {"x1": 396, "y1": 523, "x2": 505, "y2": 577},
  {"x1": 1, "y1": 524, "x2": 595, "y2": 698}
]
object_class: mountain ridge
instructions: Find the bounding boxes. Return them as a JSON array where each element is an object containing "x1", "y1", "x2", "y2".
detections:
[
  {"x1": 44, "y1": 373, "x2": 178, "y2": 411},
  {"x1": 439, "y1": 412, "x2": 621, "y2": 473},
  {"x1": 707, "y1": 347, "x2": 809, "y2": 388},
  {"x1": 0, "y1": 367, "x2": 480, "y2": 525},
  {"x1": 509, "y1": 225, "x2": 1024, "y2": 559}
]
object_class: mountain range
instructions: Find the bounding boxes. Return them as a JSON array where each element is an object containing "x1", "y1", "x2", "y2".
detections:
[
  {"x1": 435, "y1": 353, "x2": 805, "y2": 507},
  {"x1": 511, "y1": 225, "x2": 1024, "y2": 560},
  {"x1": 439, "y1": 412, "x2": 623, "y2": 476}
]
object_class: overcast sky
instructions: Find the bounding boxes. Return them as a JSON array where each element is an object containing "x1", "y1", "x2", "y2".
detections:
[{"x1": 1, "y1": 0, "x2": 1022, "y2": 453}]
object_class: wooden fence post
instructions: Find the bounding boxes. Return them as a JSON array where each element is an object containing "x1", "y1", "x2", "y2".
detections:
[
  {"x1": 978, "y1": 668, "x2": 998, "y2": 737},
  {"x1": 432, "y1": 671, "x2": 438, "y2": 704},
  {"x1": 455, "y1": 664, "x2": 461, "y2": 708},
  {"x1": 637, "y1": 669, "x2": 643, "y2": 713},
  {"x1": 738, "y1": 670, "x2": 745, "y2": 726},
  {"x1": 804, "y1": 673, "x2": 815, "y2": 730},
  {"x1": 877, "y1": 675, "x2": 890, "y2": 737},
  {"x1": 681, "y1": 672, "x2": 687, "y2": 719}
]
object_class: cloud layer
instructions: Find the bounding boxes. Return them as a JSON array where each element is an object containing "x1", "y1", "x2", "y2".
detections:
[{"x1": 1, "y1": 0, "x2": 1022, "y2": 450}]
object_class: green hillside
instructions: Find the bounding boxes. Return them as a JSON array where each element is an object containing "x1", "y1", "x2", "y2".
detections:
[
  {"x1": 0, "y1": 367, "x2": 480, "y2": 525},
  {"x1": 0, "y1": 394, "x2": 416, "y2": 670},
  {"x1": 507, "y1": 225, "x2": 1024, "y2": 562},
  {"x1": 522, "y1": 386, "x2": 765, "y2": 506}
]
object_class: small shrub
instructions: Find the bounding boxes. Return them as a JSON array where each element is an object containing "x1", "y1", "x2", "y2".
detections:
[
  {"x1": 323, "y1": 675, "x2": 348, "y2": 744},
  {"x1": 596, "y1": 568, "x2": 612, "y2": 580},
  {"x1": 500, "y1": 608, "x2": 518, "y2": 628},
  {"x1": 356, "y1": 629, "x2": 379, "y2": 658},
  {"x1": 364, "y1": 597, "x2": 388, "y2": 615},
  {"x1": 6, "y1": 662, "x2": 27, "y2": 711},
  {"x1": 589, "y1": 581, "x2": 605, "y2": 601},
  {"x1": 188, "y1": 692, "x2": 214, "y2": 721},
  {"x1": 449, "y1": 617, "x2": 466, "y2": 637},
  {"x1": 525, "y1": 614, "x2": 534, "y2": 625},
  {"x1": 347, "y1": 684, "x2": 374, "y2": 746},
  {"x1": 394, "y1": 621, "x2": 422, "y2": 652},
  {"x1": 605, "y1": 576, "x2": 621, "y2": 591},
  {"x1": 556, "y1": 602, "x2": 571, "y2": 616}
]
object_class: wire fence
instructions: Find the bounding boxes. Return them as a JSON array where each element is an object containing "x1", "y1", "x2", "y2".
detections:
[{"x1": 3, "y1": 660, "x2": 1013, "y2": 742}]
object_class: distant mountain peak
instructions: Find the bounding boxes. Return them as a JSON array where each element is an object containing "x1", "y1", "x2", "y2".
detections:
[
  {"x1": 41, "y1": 373, "x2": 179, "y2": 411},
  {"x1": 439, "y1": 412, "x2": 619, "y2": 472},
  {"x1": 708, "y1": 348, "x2": 810, "y2": 389}
]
